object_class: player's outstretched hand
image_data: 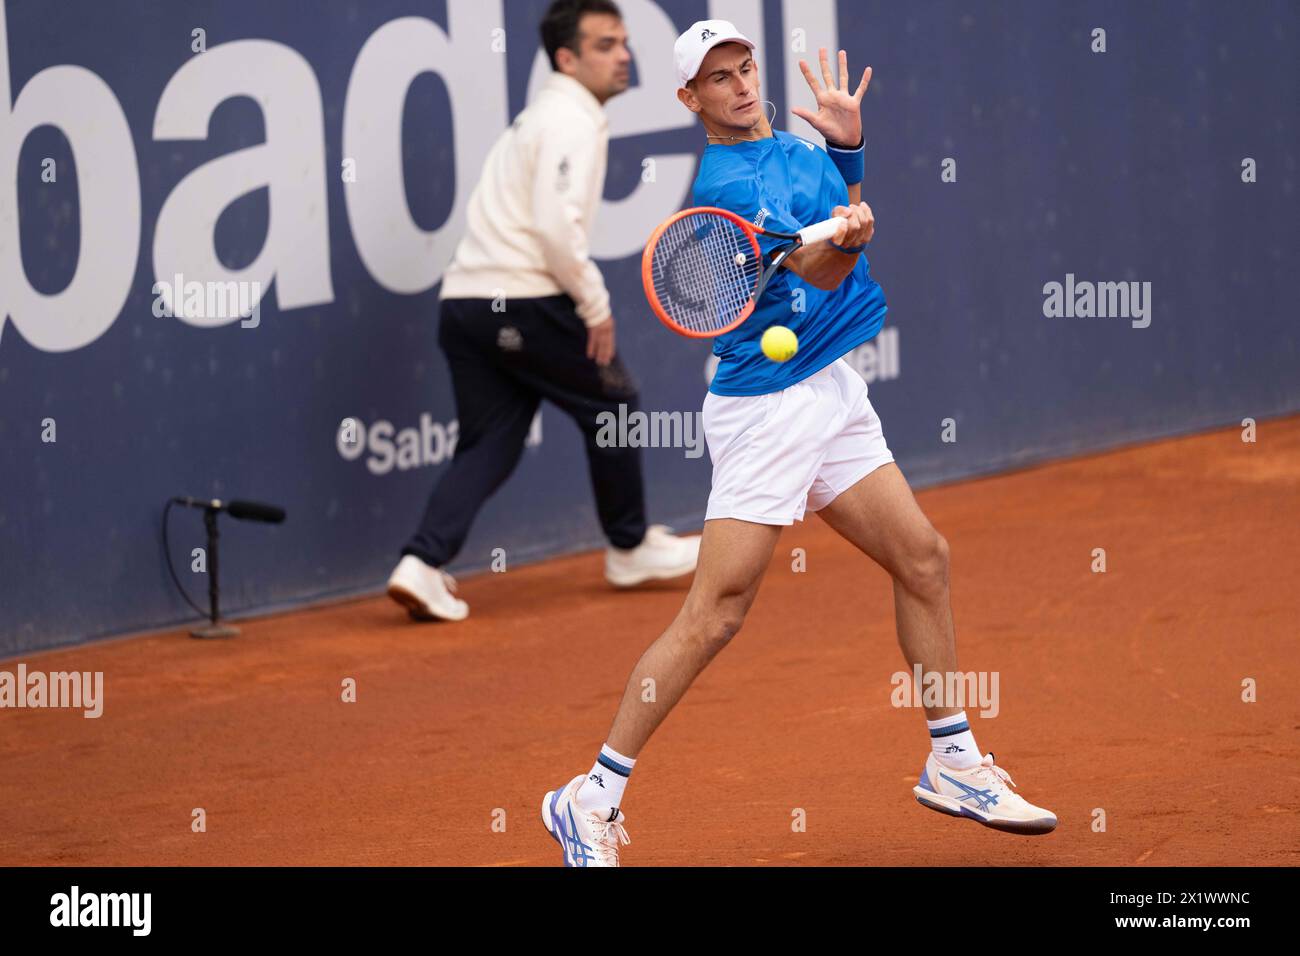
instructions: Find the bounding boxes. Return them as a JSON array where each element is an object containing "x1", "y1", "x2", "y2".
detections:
[
  {"x1": 830, "y1": 202, "x2": 875, "y2": 248},
  {"x1": 587, "y1": 317, "x2": 616, "y2": 366},
  {"x1": 791, "y1": 48, "x2": 871, "y2": 148}
]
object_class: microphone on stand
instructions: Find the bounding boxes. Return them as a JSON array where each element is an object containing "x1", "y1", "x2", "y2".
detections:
[
  {"x1": 166, "y1": 496, "x2": 287, "y2": 638},
  {"x1": 170, "y1": 497, "x2": 287, "y2": 524}
]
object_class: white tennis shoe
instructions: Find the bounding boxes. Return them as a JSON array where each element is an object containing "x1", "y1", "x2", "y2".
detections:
[
  {"x1": 605, "y1": 525, "x2": 701, "y2": 588},
  {"x1": 913, "y1": 751, "x2": 1057, "y2": 835},
  {"x1": 386, "y1": 555, "x2": 469, "y2": 621},
  {"x1": 541, "y1": 774, "x2": 631, "y2": 867}
]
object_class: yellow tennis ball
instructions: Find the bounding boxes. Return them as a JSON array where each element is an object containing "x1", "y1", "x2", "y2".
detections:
[{"x1": 761, "y1": 325, "x2": 798, "y2": 362}]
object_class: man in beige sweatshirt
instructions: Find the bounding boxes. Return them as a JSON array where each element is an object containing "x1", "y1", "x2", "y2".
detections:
[{"x1": 387, "y1": 0, "x2": 700, "y2": 623}]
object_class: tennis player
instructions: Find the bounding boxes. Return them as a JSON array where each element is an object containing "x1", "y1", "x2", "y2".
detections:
[
  {"x1": 386, "y1": 0, "x2": 700, "y2": 622},
  {"x1": 541, "y1": 20, "x2": 1056, "y2": 865}
]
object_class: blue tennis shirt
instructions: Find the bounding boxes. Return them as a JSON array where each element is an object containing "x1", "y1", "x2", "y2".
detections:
[{"x1": 693, "y1": 130, "x2": 888, "y2": 396}]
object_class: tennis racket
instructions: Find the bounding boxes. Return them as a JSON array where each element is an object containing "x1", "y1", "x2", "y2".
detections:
[{"x1": 641, "y1": 206, "x2": 844, "y2": 338}]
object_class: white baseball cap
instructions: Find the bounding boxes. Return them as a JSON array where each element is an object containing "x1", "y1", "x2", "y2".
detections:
[{"x1": 674, "y1": 19, "x2": 755, "y2": 88}]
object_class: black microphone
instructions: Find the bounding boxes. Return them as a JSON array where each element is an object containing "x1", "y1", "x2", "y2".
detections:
[{"x1": 170, "y1": 497, "x2": 287, "y2": 524}]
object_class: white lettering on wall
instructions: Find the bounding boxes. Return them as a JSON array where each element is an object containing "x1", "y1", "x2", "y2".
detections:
[
  {"x1": 153, "y1": 39, "x2": 334, "y2": 325},
  {"x1": 0, "y1": 2, "x2": 140, "y2": 351},
  {"x1": 343, "y1": 4, "x2": 508, "y2": 294}
]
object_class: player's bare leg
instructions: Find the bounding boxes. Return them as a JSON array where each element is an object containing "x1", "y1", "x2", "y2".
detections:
[
  {"x1": 817, "y1": 463, "x2": 959, "y2": 720},
  {"x1": 541, "y1": 517, "x2": 779, "y2": 864},
  {"x1": 604, "y1": 517, "x2": 781, "y2": 756},
  {"x1": 819, "y1": 462, "x2": 1057, "y2": 833}
]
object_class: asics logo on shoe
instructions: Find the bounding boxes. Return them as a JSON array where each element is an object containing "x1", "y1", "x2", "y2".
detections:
[
  {"x1": 943, "y1": 744, "x2": 965, "y2": 754},
  {"x1": 589, "y1": 772, "x2": 605, "y2": 789},
  {"x1": 562, "y1": 805, "x2": 595, "y2": 867},
  {"x1": 939, "y1": 772, "x2": 1000, "y2": 812}
]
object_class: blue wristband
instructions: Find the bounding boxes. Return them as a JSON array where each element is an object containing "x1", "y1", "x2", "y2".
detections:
[
  {"x1": 830, "y1": 240, "x2": 866, "y2": 255},
  {"x1": 826, "y1": 134, "x2": 865, "y2": 185}
]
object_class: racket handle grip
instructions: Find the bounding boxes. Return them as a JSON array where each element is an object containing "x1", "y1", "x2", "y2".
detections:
[{"x1": 797, "y1": 217, "x2": 844, "y2": 246}]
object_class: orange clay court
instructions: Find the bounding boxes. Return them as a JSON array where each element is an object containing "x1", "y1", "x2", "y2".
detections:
[{"x1": 2, "y1": 418, "x2": 1298, "y2": 867}]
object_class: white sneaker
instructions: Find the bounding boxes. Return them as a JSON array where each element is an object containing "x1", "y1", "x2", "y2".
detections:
[
  {"x1": 604, "y1": 524, "x2": 701, "y2": 588},
  {"x1": 386, "y1": 555, "x2": 469, "y2": 621},
  {"x1": 541, "y1": 774, "x2": 631, "y2": 867},
  {"x1": 913, "y1": 751, "x2": 1057, "y2": 835}
]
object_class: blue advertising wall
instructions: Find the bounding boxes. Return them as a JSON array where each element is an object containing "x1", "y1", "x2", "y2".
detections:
[{"x1": 1, "y1": 0, "x2": 1296, "y2": 653}]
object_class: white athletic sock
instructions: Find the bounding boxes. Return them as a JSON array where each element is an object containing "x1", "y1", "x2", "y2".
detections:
[
  {"x1": 928, "y1": 712, "x2": 981, "y2": 770},
  {"x1": 575, "y1": 743, "x2": 635, "y2": 821}
]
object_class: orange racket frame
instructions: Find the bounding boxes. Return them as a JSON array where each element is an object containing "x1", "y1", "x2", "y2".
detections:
[{"x1": 641, "y1": 206, "x2": 765, "y2": 339}]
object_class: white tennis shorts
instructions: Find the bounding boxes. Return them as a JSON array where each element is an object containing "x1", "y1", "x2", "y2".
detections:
[{"x1": 702, "y1": 357, "x2": 894, "y2": 526}]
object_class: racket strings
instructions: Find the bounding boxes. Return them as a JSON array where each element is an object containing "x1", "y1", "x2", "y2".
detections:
[{"x1": 649, "y1": 214, "x2": 760, "y2": 335}]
